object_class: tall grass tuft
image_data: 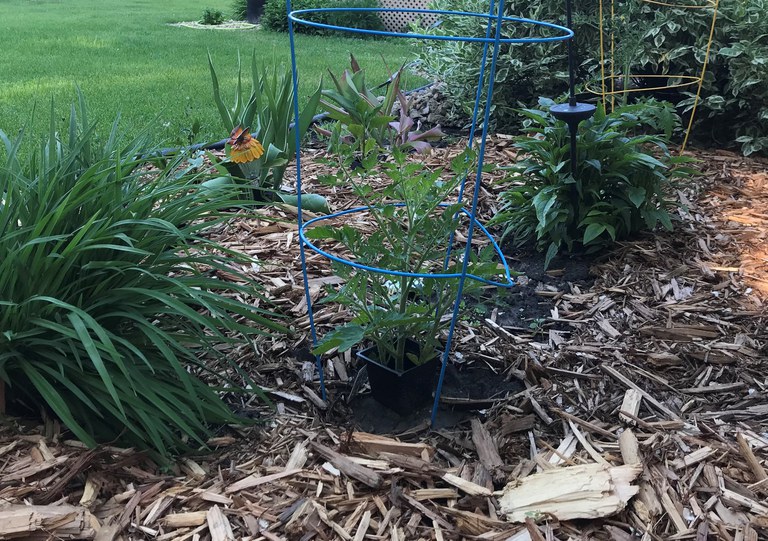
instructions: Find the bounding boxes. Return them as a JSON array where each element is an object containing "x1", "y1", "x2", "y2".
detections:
[{"x1": 0, "y1": 93, "x2": 286, "y2": 459}]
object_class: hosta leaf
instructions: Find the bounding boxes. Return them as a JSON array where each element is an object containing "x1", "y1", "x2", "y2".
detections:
[
  {"x1": 627, "y1": 186, "x2": 647, "y2": 208},
  {"x1": 582, "y1": 222, "x2": 607, "y2": 244}
]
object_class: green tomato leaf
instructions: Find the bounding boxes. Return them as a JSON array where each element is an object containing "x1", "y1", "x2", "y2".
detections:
[{"x1": 313, "y1": 324, "x2": 366, "y2": 355}]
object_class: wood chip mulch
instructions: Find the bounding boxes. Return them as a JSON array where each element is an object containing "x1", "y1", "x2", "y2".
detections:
[{"x1": 0, "y1": 142, "x2": 766, "y2": 541}]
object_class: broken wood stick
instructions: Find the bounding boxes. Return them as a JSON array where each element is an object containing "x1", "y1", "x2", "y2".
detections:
[
  {"x1": 207, "y1": 505, "x2": 235, "y2": 541},
  {"x1": 225, "y1": 468, "x2": 302, "y2": 494},
  {"x1": 350, "y1": 431, "x2": 434, "y2": 460},
  {"x1": 619, "y1": 389, "x2": 643, "y2": 425},
  {"x1": 601, "y1": 365, "x2": 681, "y2": 420},
  {"x1": 498, "y1": 463, "x2": 642, "y2": 522},
  {"x1": 737, "y1": 432, "x2": 768, "y2": 485},
  {"x1": 309, "y1": 441, "x2": 382, "y2": 488},
  {"x1": 0, "y1": 504, "x2": 99, "y2": 539},
  {"x1": 471, "y1": 419, "x2": 503, "y2": 472}
]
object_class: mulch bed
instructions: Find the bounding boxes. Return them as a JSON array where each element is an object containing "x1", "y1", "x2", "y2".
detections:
[{"x1": 0, "y1": 141, "x2": 766, "y2": 541}]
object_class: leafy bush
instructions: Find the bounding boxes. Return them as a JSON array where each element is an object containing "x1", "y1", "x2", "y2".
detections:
[
  {"x1": 232, "y1": 0, "x2": 247, "y2": 20},
  {"x1": 490, "y1": 99, "x2": 697, "y2": 268},
  {"x1": 418, "y1": 0, "x2": 768, "y2": 155},
  {"x1": 262, "y1": 0, "x2": 384, "y2": 35},
  {"x1": 309, "y1": 148, "x2": 496, "y2": 368},
  {"x1": 0, "y1": 95, "x2": 286, "y2": 459},
  {"x1": 320, "y1": 55, "x2": 443, "y2": 157},
  {"x1": 201, "y1": 7, "x2": 225, "y2": 25},
  {"x1": 612, "y1": 0, "x2": 768, "y2": 154},
  {"x1": 676, "y1": 0, "x2": 768, "y2": 155},
  {"x1": 416, "y1": 0, "x2": 592, "y2": 129}
]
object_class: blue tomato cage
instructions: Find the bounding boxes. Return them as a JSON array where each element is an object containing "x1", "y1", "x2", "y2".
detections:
[{"x1": 287, "y1": 1, "x2": 573, "y2": 424}]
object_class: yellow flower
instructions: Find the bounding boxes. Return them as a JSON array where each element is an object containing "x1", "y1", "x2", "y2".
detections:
[{"x1": 228, "y1": 126, "x2": 264, "y2": 164}]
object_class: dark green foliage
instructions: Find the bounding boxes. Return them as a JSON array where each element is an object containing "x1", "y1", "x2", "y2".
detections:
[
  {"x1": 232, "y1": 0, "x2": 248, "y2": 20},
  {"x1": 613, "y1": 0, "x2": 768, "y2": 154},
  {"x1": 490, "y1": 99, "x2": 698, "y2": 268},
  {"x1": 262, "y1": 0, "x2": 384, "y2": 35},
  {"x1": 677, "y1": 0, "x2": 768, "y2": 155},
  {"x1": 416, "y1": 0, "x2": 591, "y2": 128},
  {"x1": 0, "y1": 94, "x2": 287, "y2": 460},
  {"x1": 201, "y1": 7, "x2": 225, "y2": 25},
  {"x1": 418, "y1": 0, "x2": 768, "y2": 155}
]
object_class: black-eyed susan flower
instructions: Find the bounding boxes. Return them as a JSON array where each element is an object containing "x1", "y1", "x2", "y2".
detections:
[{"x1": 228, "y1": 126, "x2": 264, "y2": 164}]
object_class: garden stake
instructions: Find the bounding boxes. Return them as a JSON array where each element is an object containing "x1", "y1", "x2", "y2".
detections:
[
  {"x1": 550, "y1": 0, "x2": 596, "y2": 186},
  {"x1": 549, "y1": 0, "x2": 596, "y2": 202}
]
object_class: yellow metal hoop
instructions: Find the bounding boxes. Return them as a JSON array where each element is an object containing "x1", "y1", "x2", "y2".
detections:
[
  {"x1": 641, "y1": 0, "x2": 716, "y2": 9},
  {"x1": 584, "y1": 74, "x2": 701, "y2": 95}
]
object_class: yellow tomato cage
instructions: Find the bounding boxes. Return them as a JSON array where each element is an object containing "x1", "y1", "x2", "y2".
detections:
[{"x1": 586, "y1": 0, "x2": 720, "y2": 151}]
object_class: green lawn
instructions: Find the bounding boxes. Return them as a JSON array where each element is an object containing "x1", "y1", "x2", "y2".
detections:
[{"x1": 0, "y1": 0, "x2": 419, "y2": 148}]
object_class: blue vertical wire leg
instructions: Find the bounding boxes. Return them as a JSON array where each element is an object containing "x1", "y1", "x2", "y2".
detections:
[
  {"x1": 441, "y1": 0, "x2": 495, "y2": 275},
  {"x1": 288, "y1": 0, "x2": 326, "y2": 401},
  {"x1": 430, "y1": 0, "x2": 509, "y2": 427},
  {"x1": 458, "y1": 0, "x2": 495, "y2": 202}
]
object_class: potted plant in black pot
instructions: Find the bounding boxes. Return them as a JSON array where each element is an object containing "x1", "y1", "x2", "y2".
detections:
[{"x1": 306, "y1": 148, "x2": 499, "y2": 415}]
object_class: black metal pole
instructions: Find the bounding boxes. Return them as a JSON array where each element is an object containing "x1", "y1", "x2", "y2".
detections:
[
  {"x1": 550, "y1": 0, "x2": 595, "y2": 179},
  {"x1": 565, "y1": 0, "x2": 579, "y2": 172},
  {"x1": 549, "y1": 0, "x2": 596, "y2": 207},
  {"x1": 566, "y1": 0, "x2": 577, "y2": 107},
  {"x1": 569, "y1": 122, "x2": 578, "y2": 176}
]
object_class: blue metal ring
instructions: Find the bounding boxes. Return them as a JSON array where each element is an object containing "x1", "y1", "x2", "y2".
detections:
[
  {"x1": 299, "y1": 203, "x2": 516, "y2": 288},
  {"x1": 288, "y1": 8, "x2": 573, "y2": 43}
]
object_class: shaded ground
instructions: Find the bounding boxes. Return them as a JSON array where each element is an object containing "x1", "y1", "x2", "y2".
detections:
[
  {"x1": 0, "y1": 143, "x2": 766, "y2": 541},
  {"x1": 346, "y1": 364, "x2": 525, "y2": 434}
]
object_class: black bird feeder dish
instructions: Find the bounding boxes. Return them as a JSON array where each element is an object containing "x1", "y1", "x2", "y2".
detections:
[{"x1": 549, "y1": 0, "x2": 596, "y2": 177}]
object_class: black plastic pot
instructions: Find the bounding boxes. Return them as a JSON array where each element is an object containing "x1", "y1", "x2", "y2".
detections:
[{"x1": 356, "y1": 341, "x2": 439, "y2": 416}]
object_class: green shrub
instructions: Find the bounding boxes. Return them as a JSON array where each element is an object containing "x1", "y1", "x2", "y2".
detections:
[
  {"x1": 319, "y1": 55, "x2": 443, "y2": 157},
  {"x1": 201, "y1": 7, "x2": 226, "y2": 25},
  {"x1": 418, "y1": 0, "x2": 768, "y2": 155},
  {"x1": 0, "y1": 95, "x2": 286, "y2": 459},
  {"x1": 232, "y1": 0, "x2": 247, "y2": 20},
  {"x1": 676, "y1": 0, "x2": 768, "y2": 155},
  {"x1": 490, "y1": 98, "x2": 698, "y2": 268},
  {"x1": 262, "y1": 0, "x2": 384, "y2": 35},
  {"x1": 610, "y1": 0, "x2": 768, "y2": 155},
  {"x1": 416, "y1": 0, "x2": 593, "y2": 129}
]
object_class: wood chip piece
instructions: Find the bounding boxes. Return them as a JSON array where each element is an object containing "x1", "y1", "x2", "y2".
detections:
[
  {"x1": 442, "y1": 472, "x2": 493, "y2": 497},
  {"x1": 164, "y1": 511, "x2": 208, "y2": 528},
  {"x1": 350, "y1": 431, "x2": 435, "y2": 459},
  {"x1": 619, "y1": 389, "x2": 643, "y2": 425},
  {"x1": 499, "y1": 463, "x2": 642, "y2": 522},
  {"x1": 206, "y1": 505, "x2": 235, "y2": 541},
  {"x1": 0, "y1": 504, "x2": 99, "y2": 539},
  {"x1": 471, "y1": 419, "x2": 503, "y2": 471},
  {"x1": 309, "y1": 441, "x2": 382, "y2": 489},
  {"x1": 225, "y1": 468, "x2": 302, "y2": 494}
]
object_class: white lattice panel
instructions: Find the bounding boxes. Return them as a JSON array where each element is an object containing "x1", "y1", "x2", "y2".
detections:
[{"x1": 378, "y1": 0, "x2": 439, "y2": 32}]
